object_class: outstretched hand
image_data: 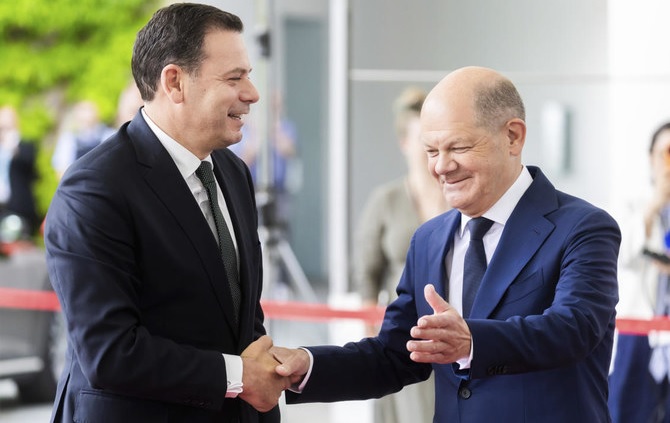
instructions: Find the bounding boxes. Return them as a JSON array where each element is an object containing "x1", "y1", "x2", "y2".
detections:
[
  {"x1": 406, "y1": 284, "x2": 472, "y2": 364},
  {"x1": 239, "y1": 335, "x2": 291, "y2": 412},
  {"x1": 271, "y1": 345, "x2": 310, "y2": 387}
]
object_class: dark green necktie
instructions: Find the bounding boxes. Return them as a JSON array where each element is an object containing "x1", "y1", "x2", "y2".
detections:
[{"x1": 195, "y1": 161, "x2": 241, "y2": 323}]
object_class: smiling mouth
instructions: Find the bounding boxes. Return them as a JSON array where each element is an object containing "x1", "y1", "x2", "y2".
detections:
[
  {"x1": 228, "y1": 113, "x2": 243, "y2": 120},
  {"x1": 443, "y1": 175, "x2": 466, "y2": 185}
]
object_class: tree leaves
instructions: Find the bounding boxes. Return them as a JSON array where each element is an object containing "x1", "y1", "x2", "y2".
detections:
[{"x1": 0, "y1": 0, "x2": 159, "y2": 216}]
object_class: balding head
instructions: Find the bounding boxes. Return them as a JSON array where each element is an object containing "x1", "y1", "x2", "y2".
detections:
[
  {"x1": 420, "y1": 67, "x2": 527, "y2": 217},
  {"x1": 424, "y1": 66, "x2": 525, "y2": 132}
]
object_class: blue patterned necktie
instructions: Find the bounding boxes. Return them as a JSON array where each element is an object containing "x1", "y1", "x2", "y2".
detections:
[
  {"x1": 195, "y1": 161, "x2": 241, "y2": 323},
  {"x1": 462, "y1": 217, "x2": 494, "y2": 318}
]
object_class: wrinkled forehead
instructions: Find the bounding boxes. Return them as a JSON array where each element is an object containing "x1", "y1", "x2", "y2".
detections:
[
  {"x1": 421, "y1": 101, "x2": 479, "y2": 140},
  {"x1": 421, "y1": 126, "x2": 480, "y2": 147},
  {"x1": 422, "y1": 88, "x2": 475, "y2": 121}
]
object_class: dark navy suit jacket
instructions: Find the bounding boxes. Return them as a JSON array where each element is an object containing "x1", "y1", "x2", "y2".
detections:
[
  {"x1": 288, "y1": 167, "x2": 620, "y2": 423},
  {"x1": 45, "y1": 112, "x2": 278, "y2": 423}
]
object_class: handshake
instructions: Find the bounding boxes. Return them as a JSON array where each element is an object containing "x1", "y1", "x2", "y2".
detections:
[
  {"x1": 239, "y1": 284, "x2": 472, "y2": 412},
  {"x1": 238, "y1": 335, "x2": 310, "y2": 412}
]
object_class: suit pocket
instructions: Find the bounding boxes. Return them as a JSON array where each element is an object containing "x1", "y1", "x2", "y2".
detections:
[
  {"x1": 497, "y1": 269, "x2": 551, "y2": 314},
  {"x1": 74, "y1": 389, "x2": 167, "y2": 423}
]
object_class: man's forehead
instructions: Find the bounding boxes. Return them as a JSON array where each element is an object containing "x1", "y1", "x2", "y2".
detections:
[{"x1": 421, "y1": 119, "x2": 474, "y2": 133}]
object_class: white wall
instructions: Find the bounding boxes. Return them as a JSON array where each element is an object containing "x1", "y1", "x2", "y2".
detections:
[
  {"x1": 214, "y1": 0, "x2": 670, "y2": 290},
  {"x1": 608, "y1": 0, "x2": 670, "y2": 218},
  {"x1": 348, "y1": 0, "x2": 611, "y2": 282}
]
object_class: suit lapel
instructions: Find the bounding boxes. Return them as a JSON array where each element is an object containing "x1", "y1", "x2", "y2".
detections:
[
  {"x1": 470, "y1": 168, "x2": 558, "y2": 318},
  {"x1": 127, "y1": 114, "x2": 241, "y2": 338},
  {"x1": 427, "y1": 212, "x2": 460, "y2": 300}
]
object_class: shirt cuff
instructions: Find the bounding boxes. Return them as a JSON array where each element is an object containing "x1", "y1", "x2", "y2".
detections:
[
  {"x1": 289, "y1": 347, "x2": 314, "y2": 393},
  {"x1": 223, "y1": 354, "x2": 243, "y2": 398},
  {"x1": 456, "y1": 338, "x2": 475, "y2": 370}
]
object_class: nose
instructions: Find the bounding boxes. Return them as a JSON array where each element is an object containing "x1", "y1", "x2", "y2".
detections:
[
  {"x1": 433, "y1": 151, "x2": 455, "y2": 176},
  {"x1": 242, "y1": 79, "x2": 260, "y2": 104}
]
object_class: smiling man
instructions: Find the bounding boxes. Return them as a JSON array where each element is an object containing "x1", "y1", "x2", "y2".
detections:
[
  {"x1": 45, "y1": 4, "x2": 287, "y2": 423},
  {"x1": 273, "y1": 66, "x2": 621, "y2": 423}
]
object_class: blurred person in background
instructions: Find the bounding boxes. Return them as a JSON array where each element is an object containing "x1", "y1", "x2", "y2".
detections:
[
  {"x1": 353, "y1": 87, "x2": 447, "y2": 423},
  {"x1": 229, "y1": 91, "x2": 299, "y2": 300},
  {"x1": 230, "y1": 90, "x2": 299, "y2": 232},
  {"x1": 609, "y1": 122, "x2": 670, "y2": 423},
  {"x1": 51, "y1": 100, "x2": 114, "y2": 178},
  {"x1": 0, "y1": 105, "x2": 39, "y2": 238},
  {"x1": 114, "y1": 81, "x2": 144, "y2": 128},
  {"x1": 44, "y1": 3, "x2": 288, "y2": 422}
]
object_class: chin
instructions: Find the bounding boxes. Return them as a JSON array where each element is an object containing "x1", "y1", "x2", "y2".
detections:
[{"x1": 224, "y1": 132, "x2": 243, "y2": 145}]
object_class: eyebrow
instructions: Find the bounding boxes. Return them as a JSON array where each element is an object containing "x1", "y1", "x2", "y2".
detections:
[{"x1": 224, "y1": 67, "x2": 252, "y2": 77}]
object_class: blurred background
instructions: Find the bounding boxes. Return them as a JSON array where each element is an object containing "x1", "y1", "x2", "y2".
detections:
[{"x1": 1, "y1": 0, "x2": 669, "y2": 421}]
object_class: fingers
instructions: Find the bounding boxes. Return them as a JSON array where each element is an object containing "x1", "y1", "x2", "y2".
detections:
[
  {"x1": 415, "y1": 285, "x2": 451, "y2": 329},
  {"x1": 241, "y1": 335, "x2": 272, "y2": 358},
  {"x1": 424, "y1": 284, "x2": 449, "y2": 315},
  {"x1": 408, "y1": 344, "x2": 453, "y2": 364},
  {"x1": 406, "y1": 287, "x2": 472, "y2": 364},
  {"x1": 239, "y1": 336, "x2": 289, "y2": 412},
  {"x1": 406, "y1": 333, "x2": 470, "y2": 364},
  {"x1": 239, "y1": 340, "x2": 313, "y2": 412},
  {"x1": 271, "y1": 346, "x2": 309, "y2": 379},
  {"x1": 270, "y1": 346, "x2": 291, "y2": 368}
]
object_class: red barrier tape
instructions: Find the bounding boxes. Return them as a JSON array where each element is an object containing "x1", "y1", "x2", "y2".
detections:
[
  {"x1": 260, "y1": 300, "x2": 386, "y2": 324},
  {"x1": 0, "y1": 287, "x2": 666, "y2": 335},
  {"x1": 614, "y1": 317, "x2": 670, "y2": 336},
  {"x1": 0, "y1": 287, "x2": 61, "y2": 312},
  {"x1": 0, "y1": 287, "x2": 385, "y2": 323}
]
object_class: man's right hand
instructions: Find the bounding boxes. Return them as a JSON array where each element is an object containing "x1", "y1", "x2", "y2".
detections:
[
  {"x1": 270, "y1": 346, "x2": 310, "y2": 387},
  {"x1": 239, "y1": 335, "x2": 291, "y2": 412}
]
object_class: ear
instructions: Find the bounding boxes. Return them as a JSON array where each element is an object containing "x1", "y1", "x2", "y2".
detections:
[
  {"x1": 159, "y1": 64, "x2": 186, "y2": 104},
  {"x1": 506, "y1": 118, "x2": 526, "y2": 156}
]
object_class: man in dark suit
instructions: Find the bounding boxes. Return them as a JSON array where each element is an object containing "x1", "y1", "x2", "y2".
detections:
[
  {"x1": 45, "y1": 4, "x2": 288, "y2": 422},
  {"x1": 273, "y1": 66, "x2": 621, "y2": 422},
  {"x1": 0, "y1": 106, "x2": 39, "y2": 238}
]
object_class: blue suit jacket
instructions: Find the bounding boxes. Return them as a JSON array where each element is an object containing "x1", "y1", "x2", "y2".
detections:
[
  {"x1": 45, "y1": 113, "x2": 278, "y2": 423},
  {"x1": 288, "y1": 166, "x2": 620, "y2": 423}
]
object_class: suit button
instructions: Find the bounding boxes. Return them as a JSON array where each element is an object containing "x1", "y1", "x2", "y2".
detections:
[{"x1": 459, "y1": 387, "x2": 472, "y2": 399}]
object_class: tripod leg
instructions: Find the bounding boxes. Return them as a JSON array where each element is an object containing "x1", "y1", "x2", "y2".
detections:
[
  {"x1": 259, "y1": 226, "x2": 281, "y2": 300},
  {"x1": 275, "y1": 238, "x2": 318, "y2": 302}
]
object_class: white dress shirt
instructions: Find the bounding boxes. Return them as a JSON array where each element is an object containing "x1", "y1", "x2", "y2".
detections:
[
  {"x1": 141, "y1": 109, "x2": 243, "y2": 397},
  {"x1": 450, "y1": 165, "x2": 533, "y2": 368},
  {"x1": 294, "y1": 166, "x2": 535, "y2": 390}
]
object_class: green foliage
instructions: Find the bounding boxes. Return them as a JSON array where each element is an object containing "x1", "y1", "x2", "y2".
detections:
[{"x1": 0, "y1": 0, "x2": 160, "y2": 217}]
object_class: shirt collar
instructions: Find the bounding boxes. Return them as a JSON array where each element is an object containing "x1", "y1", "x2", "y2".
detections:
[
  {"x1": 460, "y1": 165, "x2": 533, "y2": 235},
  {"x1": 141, "y1": 108, "x2": 211, "y2": 178}
]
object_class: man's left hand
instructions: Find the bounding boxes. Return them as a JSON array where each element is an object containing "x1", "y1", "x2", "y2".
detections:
[{"x1": 407, "y1": 284, "x2": 472, "y2": 364}]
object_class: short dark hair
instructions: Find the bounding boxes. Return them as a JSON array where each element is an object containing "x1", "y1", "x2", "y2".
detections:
[
  {"x1": 650, "y1": 122, "x2": 670, "y2": 154},
  {"x1": 131, "y1": 3, "x2": 244, "y2": 101},
  {"x1": 474, "y1": 78, "x2": 526, "y2": 131}
]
